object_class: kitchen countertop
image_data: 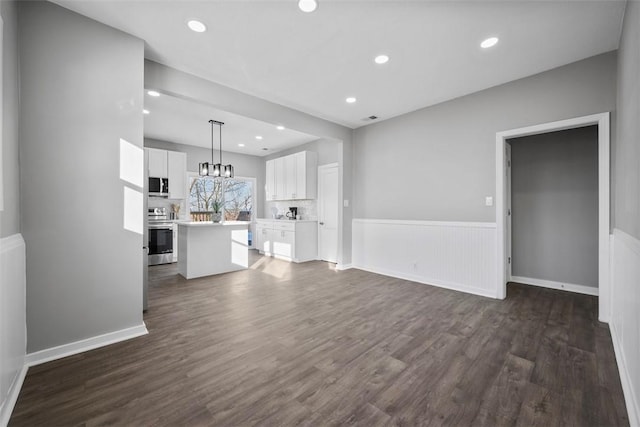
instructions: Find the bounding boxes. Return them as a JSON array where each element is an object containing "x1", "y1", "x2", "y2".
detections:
[
  {"x1": 256, "y1": 218, "x2": 318, "y2": 223},
  {"x1": 178, "y1": 221, "x2": 248, "y2": 227}
]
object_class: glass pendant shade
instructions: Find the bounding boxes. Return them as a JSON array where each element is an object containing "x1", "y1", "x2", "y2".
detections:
[
  {"x1": 224, "y1": 164, "x2": 234, "y2": 178},
  {"x1": 212, "y1": 163, "x2": 222, "y2": 177},
  {"x1": 199, "y1": 162, "x2": 209, "y2": 176}
]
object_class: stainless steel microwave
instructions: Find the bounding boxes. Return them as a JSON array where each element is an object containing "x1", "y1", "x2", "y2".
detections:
[{"x1": 149, "y1": 177, "x2": 169, "y2": 197}]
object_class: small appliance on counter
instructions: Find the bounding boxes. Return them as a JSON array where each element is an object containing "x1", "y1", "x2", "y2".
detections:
[{"x1": 286, "y1": 207, "x2": 298, "y2": 220}]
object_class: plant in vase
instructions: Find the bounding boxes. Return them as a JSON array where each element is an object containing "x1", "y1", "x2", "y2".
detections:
[{"x1": 212, "y1": 200, "x2": 223, "y2": 223}]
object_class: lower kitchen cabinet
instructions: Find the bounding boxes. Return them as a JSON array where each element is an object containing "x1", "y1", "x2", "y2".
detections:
[
  {"x1": 172, "y1": 223, "x2": 178, "y2": 262},
  {"x1": 256, "y1": 219, "x2": 317, "y2": 262}
]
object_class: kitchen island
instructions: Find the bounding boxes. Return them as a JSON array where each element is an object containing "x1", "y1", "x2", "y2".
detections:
[{"x1": 177, "y1": 221, "x2": 249, "y2": 279}]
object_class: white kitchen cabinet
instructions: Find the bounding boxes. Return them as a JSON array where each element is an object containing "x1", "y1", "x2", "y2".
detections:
[
  {"x1": 265, "y1": 160, "x2": 276, "y2": 201},
  {"x1": 172, "y1": 223, "x2": 179, "y2": 262},
  {"x1": 294, "y1": 151, "x2": 317, "y2": 200},
  {"x1": 147, "y1": 148, "x2": 168, "y2": 177},
  {"x1": 275, "y1": 157, "x2": 286, "y2": 202},
  {"x1": 256, "y1": 219, "x2": 317, "y2": 262},
  {"x1": 284, "y1": 154, "x2": 297, "y2": 199},
  {"x1": 264, "y1": 151, "x2": 318, "y2": 201},
  {"x1": 168, "y1": 151, "x2": 187, "y2": 199}
]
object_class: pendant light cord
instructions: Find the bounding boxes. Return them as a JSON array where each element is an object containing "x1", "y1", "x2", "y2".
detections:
[
  {"x1": 209, "y1": 119, "x2": 214, "y2": 165},
  {"x1": 219, "y1": 122, "x2": 223, "y2": 165}
]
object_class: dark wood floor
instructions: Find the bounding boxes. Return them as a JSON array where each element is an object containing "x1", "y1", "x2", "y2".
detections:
[{"x1": 11, "y1": 251, "x2": 628, "y2": 426}]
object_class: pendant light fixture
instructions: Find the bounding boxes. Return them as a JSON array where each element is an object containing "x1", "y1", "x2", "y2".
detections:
[{"x1": 199, "y1": 119, "x2": 233, "y2": 178}]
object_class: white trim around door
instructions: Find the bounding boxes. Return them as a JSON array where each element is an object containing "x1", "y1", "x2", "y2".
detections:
[{"x1": 495, "y1": 112, "x2": 610, "y2": 322}]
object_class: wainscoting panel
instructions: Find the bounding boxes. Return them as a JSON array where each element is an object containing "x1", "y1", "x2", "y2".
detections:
[
  {"x1": 352, "y1": 219, "x2": 498, "y2": 298},
  {"x1": 610, "y1": 229, "x2": 640, "y2": 427},
  {"x1": 0, "y1": 234, "x2": 27, "y2": 427}
]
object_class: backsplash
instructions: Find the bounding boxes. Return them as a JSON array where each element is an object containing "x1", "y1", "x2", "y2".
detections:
[
  {"x1": 148, "y1": 197, "x2": 188, "y2": 220},
  {"x1": 266, "y1": 200, "x2": 317, "y2": 220}
]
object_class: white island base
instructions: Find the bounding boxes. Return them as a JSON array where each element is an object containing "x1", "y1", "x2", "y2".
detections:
[{"x1": 177, "y1": 222, "x2": 249, "y2": 279}]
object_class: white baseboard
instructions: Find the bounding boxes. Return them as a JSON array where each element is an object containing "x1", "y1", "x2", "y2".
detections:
[
  {"x1": 24, "y1": 323, "x2": 148, "y2": 367},
  {"x1": 354, "y1": 264, "x2": 496, "y2": 299},
  {"x1": 336, "y1": 263, "x2": 352, "y2": 270},
  {"x1": 610, "y1": 322, "x2": 639, "y2": 427},
  {"x1": 510, "y1": 275, "x2": 599, "y2": 296},
  {"x1": 0, "y1": 364, "x2": 27, "y2": 427}
]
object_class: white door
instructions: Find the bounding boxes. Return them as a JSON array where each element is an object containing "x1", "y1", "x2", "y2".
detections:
[
  {"x1": 318, "y1": 164, "x2": 339, "y2": 263},
  {"x1": 506, "y1": 142, "x2": 512, "y2": 281}
]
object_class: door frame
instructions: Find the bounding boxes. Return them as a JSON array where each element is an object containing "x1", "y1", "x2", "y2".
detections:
[
  {"x1": 495, "y1": 112, "x2": 610, "y2": 322},
  {"x1": 318, "y1": 163, "x2": 339, "y2": 263}
]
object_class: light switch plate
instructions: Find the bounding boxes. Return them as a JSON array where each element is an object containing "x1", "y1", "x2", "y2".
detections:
[
  {"x1": 343, "y1": 199, "x2": 350, "y2": 208},
  {"x1": 485, "y1": 196, "x2": 493, "y2": 206}
]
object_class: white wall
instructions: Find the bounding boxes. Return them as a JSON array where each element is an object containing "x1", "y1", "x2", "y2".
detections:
[
  {"x1": 353, "y1": 219, "x2": 497, "y2": 297},
  {"x1": 352, "y1": 52, "x2": 616, "y2": 222},
  {"x1": 0, "y1": 235, "x2": 26, "y2": 426},
  {"x1": 19, "y1": 1, "x2": 145, "y2": 353},
  {"x1": 611, "y1": 1, "x2": 640, "y2": 425},
  {"x1": 0, "y1": 1, "x2": 26, "y2": 425}
]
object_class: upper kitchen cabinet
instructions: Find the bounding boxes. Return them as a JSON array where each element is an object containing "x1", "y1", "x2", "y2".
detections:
[
  {"x1": 293, "y1": 151, "x2": 317, "y2": 200},
  {"x1": 265, "y1": 159, "x2": 276, "y2": 201},
  {"x1": 145, "y1": 148, "x2": 187, "y2": 200},
  {"x1": 265, "y1": 151, "x2": 318, "y2": 201},
  {"x1": 168, "y1": 151, "x2": 187, "y2": 200},
  {"x1": 148, "y1": 148, "x2": 168, "y2": 177}
]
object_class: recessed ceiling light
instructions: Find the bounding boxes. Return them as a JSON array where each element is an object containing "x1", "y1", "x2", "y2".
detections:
[
  {"x1": 187, "y1": 20, "x2": 207, "y2": 33},
  {"x1": 147, "y1": 90, "x2": 160, "y2": 97},
  {"x1": 480, "y1": 37, "x2": 499, "y2": 49},
  {"x1": 346, "y1": 97, "x2": 357, "y2": 104},
  {"x1": 143, "y1": 109, "x2": 150, "y2": 115},
  {"x1": 298, "y1": 0, "x2": 317, "y2": 13},
  {"x1": 238, "y1": 143, "x2": 245, "y2": 147},
  {"x1": 256, "y1": 136, "x2": 263, "y2": 140},
  {"x1": 374, "y1": 55, "x2": 389, "y2": 64},
  {"x1": 276, "y1": 125, "x2": 285, "y2": 130}
]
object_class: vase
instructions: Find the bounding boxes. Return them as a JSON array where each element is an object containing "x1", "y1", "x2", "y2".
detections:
[{"x1": 212, "y1": 212, "x2": 222, "y2": 223}]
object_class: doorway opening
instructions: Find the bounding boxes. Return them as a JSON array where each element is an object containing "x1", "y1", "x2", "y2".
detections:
[
  {"x1": 507, "y1": 126, "x2": 599, "y2": 297},
  {"x1": 496, "y1": 113, "x2": 610, "y2": 322},
  {"x1": 318, "y1": 163, "x2": 339, "y2": 263}
]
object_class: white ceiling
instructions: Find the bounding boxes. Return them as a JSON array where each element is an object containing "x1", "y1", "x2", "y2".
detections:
[
  {"x1": 144, "y1": 93, "x2": 319, "y2": 156},
  {"x1": 54, "y1": 0, "x2": 626, "y2": 130}
]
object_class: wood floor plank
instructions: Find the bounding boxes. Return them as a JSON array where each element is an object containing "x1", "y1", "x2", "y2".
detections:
[{"x1": 8, "y1": 258, "x2": 629, "y2": 426}]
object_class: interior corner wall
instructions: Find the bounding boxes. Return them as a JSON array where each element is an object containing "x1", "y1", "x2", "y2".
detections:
[
  {"x1": 352, "y1": 52, "x2": 617, "y2": 222},
  {"x1": 19, "y1": 1, "x2": 145, "y2": 353},
  {"x1": 0, "y1": 1, "x2": 26, "y2": 424},
  {"x1": 610, "y1": 1, "x2": 640, "y2": 426},
  {"x1": 0, "y1": 0, "x2": 19, "y2": 238},
  {"x1": 509, "y1": 126, "x2": 599, "y2": 288}
]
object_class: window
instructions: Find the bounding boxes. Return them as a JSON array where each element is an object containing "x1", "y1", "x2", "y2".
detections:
[
  {"x1": 188, "y1": 175, "x2": 223, "y2": 222},
  {"x1": 223, "y1": 178, "x2": 254, "y2": 221},
  {"x1": 188, "y1": 175, "x2": 255, "y2": 246}
]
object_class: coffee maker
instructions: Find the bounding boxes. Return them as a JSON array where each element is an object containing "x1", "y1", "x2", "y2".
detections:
[{"x1": 286, "y1": 207, "x2": 298, "y2": 220}]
